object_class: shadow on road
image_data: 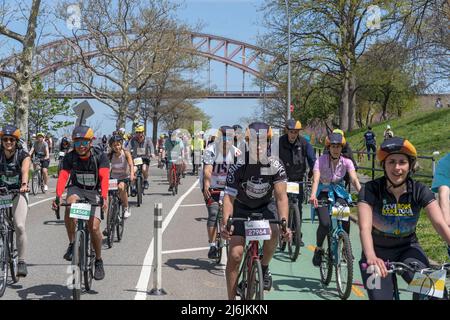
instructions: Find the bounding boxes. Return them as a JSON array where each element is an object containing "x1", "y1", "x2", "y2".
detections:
[
  {"x1": 165, "y1": 257, "x2": 224, "y2": 277},
  {"x1": 16, "y1": 284, "x2": 72, "y2": 300},
  {"x1": 271, "y1": 273, "x2": 340, "y2": 300},
  {"x1": 43, "y1": 220, "x2": 65, "y2": 226}
]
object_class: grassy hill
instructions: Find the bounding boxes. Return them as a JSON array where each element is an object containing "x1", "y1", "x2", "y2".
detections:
[{"x1": 344, "y1": 108, "x2": 450, "y2": 263}]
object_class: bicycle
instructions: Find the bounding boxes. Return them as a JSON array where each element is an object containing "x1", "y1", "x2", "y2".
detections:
[
  {"x1": 133, "y1": 157, "x2": 145, "y2": 207},
  {"x1": 105, "y1": 179, "x2": 126, "y2": 248},
  {"x1": 0, "y1": 188, "x2": 20, "y2": 297},
  {"x1": 60, "y1": 199, "x2": 103, "y2": 300},
  {"x1": 302, "y1": 177, "x2": 312, "y2": 205},
  {"x1": 316, "y1": 199, "x2": 354, "y2": 300},
  {"x1": 278, "y1": 182, "x2": 302, "y2": 262},
  {"x1": 168, "y1": 161, "x2": 180, "y2": 196},
  {"x1": 227, "y1": 213, "x2": 286, "y2": 300},
  {"x1": 31, "y1": 158, "x2": 45, "y2": 195},
  {"x1": 361, "y1": 261, "x2": 450, "y2": 300},
  {"x1": 208, "y1": 189, "x2": 228, "y2": 264}
]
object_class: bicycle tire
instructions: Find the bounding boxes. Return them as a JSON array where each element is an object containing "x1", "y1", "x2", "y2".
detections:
[
  {"x1": 8, "y1": 229, "x2": 18, "y2": 284},
  {"x1": 320, "y1": 233, "x2": 333, "y2": 286},
  {"x1": 84, "y1": 244, "x2": 94, "y2": 292},
  {"x1": 31, "y1": 171, "x2": 39, "y2": 195},
  {"x1": 55, "y1": 206, "x2": 60, "y2": 220},
  {"x1": 336, "y1": 231, "x2": 353, "y2": 300},
  {"x1": 72, "y1": 231, "x2": 83, "y2": 300},
  {"x1": 116, "y1": 201, "x2": 124, "y2": 242},
  {"x1": 0, "y1": 233, "x2": 8, "y2": 297},
  {"x1": 214, "y1": 231, "x2": 223, "y2": 264},
  {"x1": 170, "y1": 168, "x2": 176, "y2": 196},
  {"x1": 106, "y1": 197, "x2": 116, "y2": 248},
  {"x1": 278, "y1": 232, "x2": 286, "y2": 252},
  {"x1": 40, "y1": 170, "x2": 45, "y2": 194},
  {"x1": 136, "y1": 176, "x2": 143, "y2": 207},
  {"x1": 288, "y1": 204, "x2": 301, "y2": 262},
  {"x1": 246, "y1": 259, "x2": 264, "y2": 300}
]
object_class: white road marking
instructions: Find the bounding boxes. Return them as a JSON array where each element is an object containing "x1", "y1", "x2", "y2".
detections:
[
  {"x1": 162, "y1": 247, "x2": 209, "y2": 255},
  {"x1": 28, "y1": 193, "x2": 66, "y2": 207},
  {"x1": 179, "y1": 204, "x2": 205, "y2": 207},
  {"x1": 134, "y1": 179, "x2": 199, "y2": 300}
]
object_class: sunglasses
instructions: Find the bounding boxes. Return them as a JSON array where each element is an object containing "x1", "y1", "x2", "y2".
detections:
[
  {"x1": 73, "y1": 140, "x2": 90, "y2": 147},
  {"x1": 2, "y1": 137, "x2": 16, "y2": 143}
]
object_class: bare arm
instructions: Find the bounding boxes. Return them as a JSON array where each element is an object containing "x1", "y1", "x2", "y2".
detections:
[
  {"x1": 125, "y1": 151, "x2": 135, "y2": 181},
  {"x1": 21, "y1": 156, "x2": 31, "y2": 187},
  {"x1": 425, "y1": 200, "x2": 450, "y2": 245},
  {"x1": 349, "y1": 170, "x2": 361, "y2": 193},
  {"x1": 203, "y1": 164, "x2": 213, "y2": 199},
  {"x1": 438, "y1": 186, "x2": 450, "y2": 225},
  {"x1": 222, "y1": 194, "x2": 235, "y2": 228},
  {"x1": 309, "y1": 170, "x2": 321, "y2": 207},
  {"x1": 273, "y1": 182, "x2": 289, "y2": 222}
]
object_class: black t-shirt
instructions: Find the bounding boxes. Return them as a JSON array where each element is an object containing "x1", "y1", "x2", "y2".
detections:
[
  {"x1": 364, "y1": 131, "x2": 376, "y2": 145},
  {"x1": 225, "y1": 157, "x2": 287, "y2": 209},
  {"x1": 63, "y1": 148, "x2": 110, "y2": 190},
  {"x1": 0, "y1": 148, "x2": 30, "y2": 189},
  {"x1": 358, "y1": 177, "x2": 435, "y2": 241}
]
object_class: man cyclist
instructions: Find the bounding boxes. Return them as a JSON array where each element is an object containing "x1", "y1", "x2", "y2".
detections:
[
  {"x1": 202, "y1": 126, "x2": 241, "y2": 259},
  {"x1": 278, "y1": 119, "x2": 316, "y2": 247},
  {"x1": 52, "y1": 126, "x2": 109, "y2": 281},
  {"x1": 383, "y1": 125, "x2": 394, "y2": 141},
  {"x1": 128, "y1": 125, "x2": 155, "y2": 190},
  {"x1": 222, "y1": 122, "x2": 291, "y2": 299},
  {"x1": 29, "y1": 132, "x2": 50, "y2": 191},
  {"x1": 0, "y1": 125, "x2": 31, "y2": 277},
  {"x1": 157, "y1": 134, "x2": 166, "y2": 169},
  {"x1": 164, "y1": 130, "x2": 184, "y2": 192}
]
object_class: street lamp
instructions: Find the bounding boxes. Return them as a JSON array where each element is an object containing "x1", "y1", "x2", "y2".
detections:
[{"x1": 285, "y1": 0, "x2": 291, "y2": 120}]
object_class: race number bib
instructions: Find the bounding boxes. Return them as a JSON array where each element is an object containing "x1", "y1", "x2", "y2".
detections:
[
  {"x1": 109, "y1": 179, "x2": 118, "y2": 191},
  {"x1": 286, "y1": 182, "x2": 299, "y2": 194},
  {"x1": 69, "y1": 203, "x2": 92, "y2": 220},
  {"x1": 75, "y1": 174, "x2": 96, "y2": 187},
  {"x1": 331, "y1": 205, "x2": 350, "y2": 221},
  {"x1": 134, "y1": 157, "x2": 143, "y2": 166},
  {"x1": 0, "y1": 195, "x2": 13, "y2": 209},
  {"x1": 244, "y1": 220, "x2": 271, "y2": 241},
  {"x1": 407, "y1": 269, "x2": 447, "y2": 298},
  {"x1": 137, "y1": 148, "x2": 146, "y2": 156},
  {"x1": 59, "y1": 152, "x2": 65, "y2": 157}
]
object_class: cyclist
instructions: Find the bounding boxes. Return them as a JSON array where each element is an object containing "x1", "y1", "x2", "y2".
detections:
[
  {"x1": 203, "y1": 126, "x2": 241, "y2": 260},
  {"x1": 279, "y1": 119, "x2": 316, "y2": 247},
  {"x1": 29, "y1": 132, "x2": 50, "y2": 191},
  {"x1": 108, "y1": 135, "x2": 135, "y2": 219},
  {"x1": 0, "y1": 125, "x2": 31, "y2": 277},
  {"x1": 128, "y1": 125, "x2": 155, "y2": 190},
  {"x1": 157, "y1": 134, "x2": 166, "y2": 169},
  {"x1": 191, "y1": 132, "x2": 204, "y2": 175},
  {"x1": 383, "y1": 125, "x2": 394, "y2": 141},
  {"x1": 364, "y1": 126, "x2": 377, "y2": 161},
  {"x1": 97, "y1": 135, "x2": 109, "y2": 153},
  {"x1": 164, "y1": 130, "x2": 184, "y2": 192},
  {"x1": 52, "y1": 125, "x2": 109, "y2": 281},
  {"x1": 309, "y1": 132, "x2": 361, "y2": 266},
  {"x1": 45, "y1": 133, "x2": 53, "y2": 156},
  {"x1": 358, "y1": 137, "x2": 450, "y2": 300},
  {"x1": 222, "y1": 122, "x2": 291, "y2": 299},
  {"x1": 432, "y1": 152, "x2": 450, "y2": 226},
  {"x1": 60, "y1": 136, "x2": 71, "y2": 154}
]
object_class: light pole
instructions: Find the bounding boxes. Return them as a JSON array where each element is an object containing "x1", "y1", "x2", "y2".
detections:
[{"x1": 285, "y1": 0, "x2": 291, "y2": 120}]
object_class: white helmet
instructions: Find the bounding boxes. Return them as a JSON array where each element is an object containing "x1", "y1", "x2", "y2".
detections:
[
  {"x1": 119, "y1": 128, "x2": 126, "y2": 134},
  {"x1": 387, "y1": 125, "x2": 391, "y2": 130}
]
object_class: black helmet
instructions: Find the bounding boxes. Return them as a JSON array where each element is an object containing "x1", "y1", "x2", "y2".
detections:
[
  {"x1": 109, "y1": 135, "x2": 123, "y2": 146},
  {"x1": 61, "y1": 137, "x2": 70, "y2": 144}
]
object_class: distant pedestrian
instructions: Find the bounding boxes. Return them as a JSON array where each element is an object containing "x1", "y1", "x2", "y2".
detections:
[
  {"x1": 383, "y1": 125, "x2": 394, "y2": 141},
  {"x1": 435, "y1": 97, "x2": 443, "y2": 109},
  {"x1": 363, "y1": 126, "x2": 377, "y2": 161}
]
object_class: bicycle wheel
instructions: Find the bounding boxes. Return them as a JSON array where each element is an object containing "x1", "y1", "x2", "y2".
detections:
[
  {"x1": 84, "y1": 244, "x2": 94, "y2": 292},
  {"x1": 246, "y1": 259, "x2": 264, "y2": 300},
  {"x1": 31, "y1": 171, "x2": 39, "y2": 195},
  {"x1": 8, "y1": 229, "x2": 18, "y2": 284},
  {"x1": 170, "y1": 168, "x2": 176, "y2": 196},
  {"x1": 72, "y1": 231, "x2": 84, "y2": 300},
  {"x1": 336, "y1": 231, "x2": 353, "y2": 300},
  {"x1": 116, "y1": 201, "x2": 124, "y2": 242},
  {"x1": 319, "y1": 233, "x2": 333, "y2": 286},
  {"x1": 278, "y1": 232, "x2": 286, "y2": 252},
  {"x1": 106, "y1": 198, "x2": 116, "y2": 248},
  {"x1": 40, "y1": 171, "x2": 45, "y2": 194},
  {"x1": 136, "y1": 176, "x2": 143, "y2": 207},
  {"x1": 0, "y1": 233, "x2": 8, "y2": 297},
  {"x1": 288, "y1": 205, "x2": 301, "y2": 262},
  {"x1": 214, "y1": 232, "x2": 223, "y2": 265}
]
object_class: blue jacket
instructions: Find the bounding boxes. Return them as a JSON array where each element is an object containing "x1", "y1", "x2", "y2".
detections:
[{"x1": 310, "y1": 182, "x2": 353, "y2": 222}]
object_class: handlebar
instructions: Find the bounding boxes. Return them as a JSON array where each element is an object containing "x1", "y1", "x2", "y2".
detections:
[
  {"x1": 361, "y1": 261, "x2": 450, "y2": 274},
  {"x1": 0, "y1": 187, "x2": 22, "y2": 195},
  {"x1": 226, "y1": 215, "x2": 287, "y2": 233}
]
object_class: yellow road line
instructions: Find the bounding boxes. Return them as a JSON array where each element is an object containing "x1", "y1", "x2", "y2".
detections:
[
  {"x1": 352, "y1": 285, "x2": 365, "y2": 298},
  {"x1": 307, "y1": 245, "x2": 316, "y2": 252}
]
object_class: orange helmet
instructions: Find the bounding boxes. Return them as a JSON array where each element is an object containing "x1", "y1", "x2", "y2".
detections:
[
  {"x1": 72, "y1": 126, "x2": 94, "y2": 140},
  {"x1": 245, "y1": 122, "x2": 273, "y2": 140},
  {"x1": 377, "y1": 137, "x2": 417, "y2": 162},
  {"x1": 0, "y1": 125, "x2": 21, "y2": 140}
]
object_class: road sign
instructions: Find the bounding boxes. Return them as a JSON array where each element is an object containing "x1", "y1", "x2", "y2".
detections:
[{"x1": 73, "y1": 100, "x2": 94, "y2": 125}]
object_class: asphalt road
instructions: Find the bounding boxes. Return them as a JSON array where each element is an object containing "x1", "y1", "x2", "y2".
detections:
[{"x1": 2, "y1": 165, "x2": 414, "y2": 300}]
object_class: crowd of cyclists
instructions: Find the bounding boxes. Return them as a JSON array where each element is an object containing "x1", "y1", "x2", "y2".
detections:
[{"x1": 0, "y1": 116, "x2": 449, "y2": 301}]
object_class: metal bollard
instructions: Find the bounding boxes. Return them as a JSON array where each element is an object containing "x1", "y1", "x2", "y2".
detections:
[{"x1": 149, "y1": 203, "x2": 167, "y2": 295}]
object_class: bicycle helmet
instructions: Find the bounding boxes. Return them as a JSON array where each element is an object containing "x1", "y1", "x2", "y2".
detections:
[
  {"x1": 102, "y1": 135, "x2": 108, "y2": 144},
  {"x1": 285, "y1": 119, "x2": 302, "y2": 130},
  {"x1": 135, "y1": 125, "x2": 145, "y2": 133},
  {"x1": 61, "y1": 136, "x2": 70, "y2": 144},
  {"x1": 0, "y1": 125, "x2": 21, "y2": 140},
  {"x1": 245, "y1": 122, "x2": 273, "y2": 141},
  {"x1": 217, "y1": 125, "x2": 234, "y2": 141},
  {"x1": 36, "y1": 132, "x2": 45, "y2": 138},
  {"x1": 325, "y1": 133, "x2": 346, "y2": 147},
  {"x1": 72, "y1": 125, "x2": 94, "y2": 140},
  {"x1": 332, "y1": 129, "x2": 345, "y2": 137},
  {"x1": 109, "y1": 134, "x2": 123, "y2": 146}
]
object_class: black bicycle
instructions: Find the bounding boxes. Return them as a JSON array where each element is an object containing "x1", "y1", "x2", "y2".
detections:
[
  {"x1": 105, "y1": 179, "x2": 126, "y2": 248},
  {"x1": 133, "y1": 158, "x2": 145, "y2": 207},
  {"x1": 209, "y1": 189, "x2": 228, "y2": 264},
  {"x1": 0, "y1": 188, "x2": 20, "y2": 297},
  {"x1": 60, "y1": 199, "x2": 103, "y2": 300},
  {"x1": 31, "y1": 158, "x2": 45, "y2": 195}
]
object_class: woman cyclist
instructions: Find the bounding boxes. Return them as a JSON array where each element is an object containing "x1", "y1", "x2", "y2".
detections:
[
  {"x1": 0, "y1": 125, "x2": 31, "y2": 277},
  {"x1": 358, "y1": 137, "x2": 450, "y2": 300},
  {"x1": 108, "y1": 135, "x2": 135, "y2": 219},
  {"x1": 309, "y1": 132, "x2": 361, "y2": 266}
]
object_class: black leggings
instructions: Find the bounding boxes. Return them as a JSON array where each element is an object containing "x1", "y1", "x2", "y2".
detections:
[
  {"x1": 359, "y1": 239, "x2": 432, "y2": 300},
  {"x1": 316, "y1": 192, "x2": 350, "y2": 247}
]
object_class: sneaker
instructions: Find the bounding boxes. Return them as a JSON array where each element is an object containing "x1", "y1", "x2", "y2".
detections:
[
  {"x1": 168, "y1": 186, "x2": 173, "y2": 192},
  {"x1": 124, "y1": 208, "x2": 131, "y2": 218},
  {"x1": 144, "y1": 181, "x2": 149, "y2": 189},
  {"x1": 236, "y1": 280, "x2": 245, "y2": 298},
  {"x1": 63, "y1": 243, "x2": 74, "y2": 261},
  {"x1": 17, "y1": 261, "x2": 28, "y2": 277},
  {"x1": 312, "y1": 247, "x2": 323, "y2": 267},
  {"x1": 94, "y1": 259, "x2": 105, "y2": 280},
  {"x1": 44, "y1": 185, "x2": 48, "y2": 191},
  {"x1": 130, "y1": 187, "x2": 137, "y2": 197},
  {"x1": 263, "y1": 268, "x2": 272, "y2": 291},
  {"x1": 208, "y1": 246, "x2": 217, "y2": 259}
]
